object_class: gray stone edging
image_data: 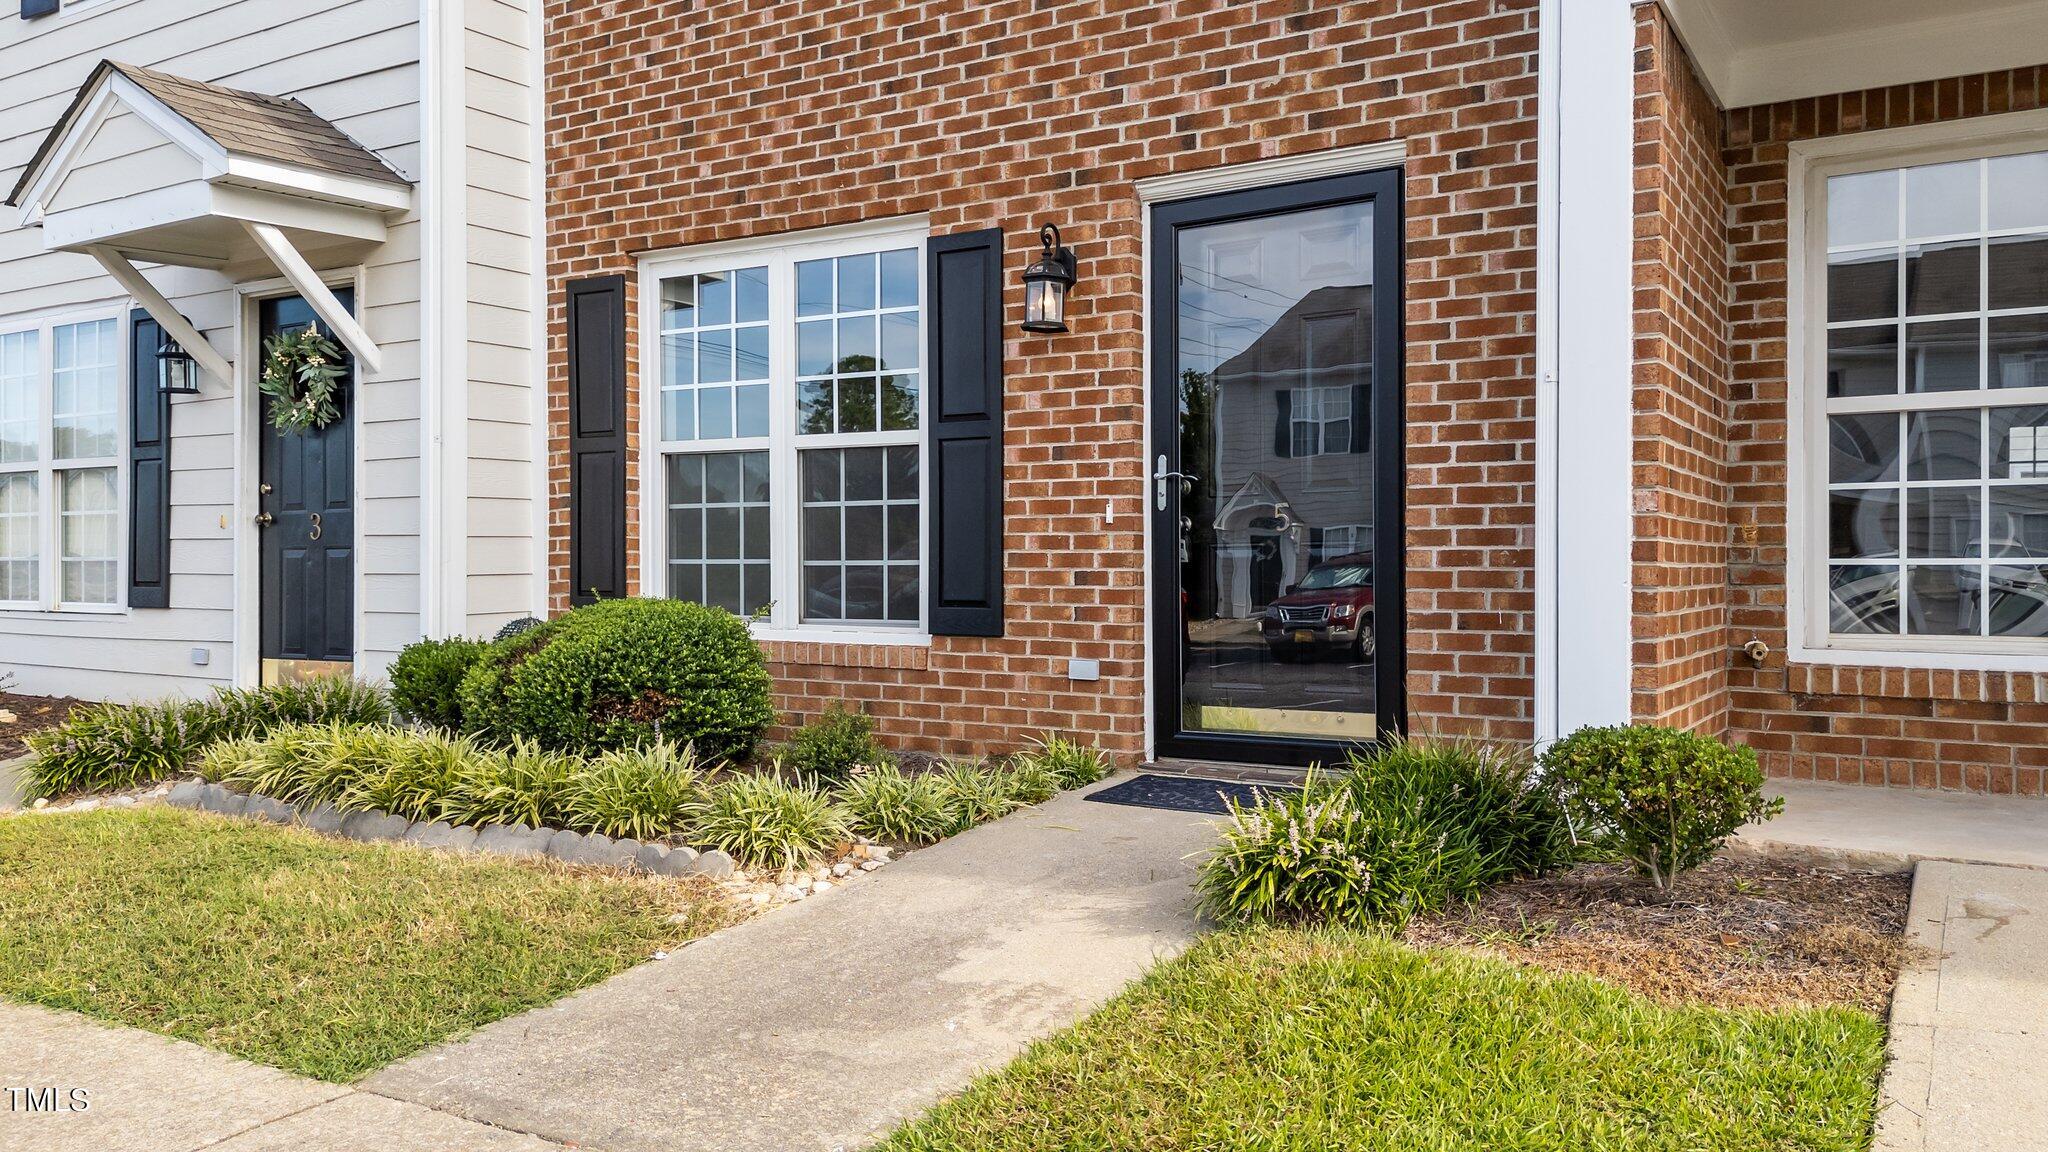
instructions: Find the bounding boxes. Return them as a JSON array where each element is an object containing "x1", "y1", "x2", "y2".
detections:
[{"x1": 161, "y1": 779, "x2": 735, "y2": 879}]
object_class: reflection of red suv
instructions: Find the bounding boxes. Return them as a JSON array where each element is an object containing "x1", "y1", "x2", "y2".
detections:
[{"x1": 1260, "y1": 554, "x2": 1374, "y2": 663}]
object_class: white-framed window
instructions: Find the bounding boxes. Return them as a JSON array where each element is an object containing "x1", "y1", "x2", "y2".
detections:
[
  {"x1": 1799, "y1": 129, "x2": 2048, "y2": 660},
  {"x1": 1289, "y1": 385, "x2": 1353, "y2": 456},
  {"x1": 0, "y1": 312, "x2": 124, "y2": 612},
  {"x1": 641, "y1": 220, "x2": 926, "y2": 639}
]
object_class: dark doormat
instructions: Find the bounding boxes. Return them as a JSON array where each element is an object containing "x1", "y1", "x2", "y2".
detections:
[{"x1": 1085, "y1": 773, "x2": 1299, "y2": 816}]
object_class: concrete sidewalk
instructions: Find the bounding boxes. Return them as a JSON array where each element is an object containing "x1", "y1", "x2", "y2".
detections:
[
  {"x1": 1877, "y1": 861, "x2": 2048, "y2": 1151},
  {"x1": 366, "y1": 776, "x2": 1219, "y2": 1152},
  {"x1": 0, "y1": 1002, "x2": 561, "y2": 1152},
  {"x1": 1735, "y1": 779, "x2": 2048, "y2": 872}
]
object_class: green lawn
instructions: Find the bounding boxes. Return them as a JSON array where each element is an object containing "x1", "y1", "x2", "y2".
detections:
[
  {"x1": 0, "y1": 807, "x2": 734, "y2": 1081},
  {"x1": 881, "y1": 930, "x2": 1885, "y2": 1152}
]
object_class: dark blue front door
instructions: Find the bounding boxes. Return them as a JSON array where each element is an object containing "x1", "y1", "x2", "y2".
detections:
[{"x1": 258, "y1": 292, "x2": 354, "y2": 667}]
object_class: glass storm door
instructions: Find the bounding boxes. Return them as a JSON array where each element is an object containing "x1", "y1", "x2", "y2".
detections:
[{"x1": 1149, "y1": 170, "x2": 1405, "y2": 765}]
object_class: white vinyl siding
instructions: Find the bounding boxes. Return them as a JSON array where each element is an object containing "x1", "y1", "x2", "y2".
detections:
[{"x1": 0, "y1": 0, "x2": 425, "y2": 697}]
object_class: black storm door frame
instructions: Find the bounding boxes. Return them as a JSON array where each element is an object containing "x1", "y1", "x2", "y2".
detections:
[{"x1": 1147, "y1": 167, "x2": 1408, "y2": 767}]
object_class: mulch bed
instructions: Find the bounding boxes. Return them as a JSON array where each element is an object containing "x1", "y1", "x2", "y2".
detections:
[
  {"x1": 1404, "y1": 854, "x2": 1911, "y2": 1016},
  {"x1": 0, "y1": 693, "x2": 86, "y2": 761}
]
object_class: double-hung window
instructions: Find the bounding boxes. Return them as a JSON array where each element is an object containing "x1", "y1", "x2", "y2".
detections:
[
  {"x1": 1289, "y1": 386, "x2": 1353, "y2": 457},
  {"x1": 1807, "y1": 137, "x2": 2048, "y2": 655},
  {"x1": 644, "y1": 224, "x2": 925, "y2": 636},
  {"x1": 0, "y1": 313, "x2": 123, "y2": 611}
]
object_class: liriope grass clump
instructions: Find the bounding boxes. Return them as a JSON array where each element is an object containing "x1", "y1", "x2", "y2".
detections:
[
  {"x1": 174, "y1": 709, "x2": 1127, "y2": 874},
  {"x1": 25, "y1": 677, "x2": 391, "y2": 801},
  {"x1": 446, "y1": 739, "x2": 579, "y2": 830},
  {"x1": 695, "y1": 770, "x2": 850, "y2": 875},
  {"x1": 563, "y1": 741, "x2": 709, "y2": 840},
  {"x1": 1198, "y1": 738, "x2": 1573, "y2": 932},
  {"x1": 836, "y1": 763, "x2": 954, "y2": 845}
]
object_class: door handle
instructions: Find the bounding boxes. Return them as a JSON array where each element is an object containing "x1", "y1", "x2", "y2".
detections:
[
  {"x1": 254, "y1": 512, "x2": 274, "y2": 527},
  {"x1": 1154, "y1": 454, "x2": 1199, "y2": 511},
  {"x1": 309, "y1": 513, "x2": 323, "y2": 542}
]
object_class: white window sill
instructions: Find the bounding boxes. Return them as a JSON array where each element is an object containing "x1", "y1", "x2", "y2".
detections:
[
  {"x1": 748, "y1": 624, "x2": 930, "y2": 648},
  {"x1": 1791, "y1": 642, "x2": 2048, "y2": 674}
]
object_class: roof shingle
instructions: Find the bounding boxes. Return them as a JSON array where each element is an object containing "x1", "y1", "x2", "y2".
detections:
[{"x1": 105, "y1": 61, "x2": 405, "y2": 187}]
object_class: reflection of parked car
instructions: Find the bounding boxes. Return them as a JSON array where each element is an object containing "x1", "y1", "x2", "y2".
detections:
[{"x1": 1260, "y1": 553, "x2": 1373, "y2": 662}]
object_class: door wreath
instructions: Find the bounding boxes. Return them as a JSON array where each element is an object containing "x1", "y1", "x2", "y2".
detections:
[{"x1": 258, "y1": 326, "x2": 347, "y2": 434}]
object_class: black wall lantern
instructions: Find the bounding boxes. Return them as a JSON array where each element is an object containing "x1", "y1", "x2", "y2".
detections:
[
  {"x1": 1021, "y1": 222, "x2": 1078, "y2": 334},
  {"x1": 156, "y1": 323, "x2": 199, "y2": 395}
]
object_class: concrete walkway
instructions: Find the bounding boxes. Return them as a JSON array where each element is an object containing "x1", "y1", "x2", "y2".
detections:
[
  {"x1": 1735, "y1": 779, "x2": 2048, "y2": 872},
  {"x1": 1877, "y1": 861, "x2": 2048, "y2": 1151},
  {"x1": 0, "y1": 753, "x2": 27, "y2": 811},
  {"x1": 366, "y1": 777, "x2": 1217, "y2": 1152},
  {"x1": 0, "y1": 1002, "x2": 561, "y2": 1152}
]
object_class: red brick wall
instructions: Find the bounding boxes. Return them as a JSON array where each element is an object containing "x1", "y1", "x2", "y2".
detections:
[
  {"x1": 1724, "y1": 66, "x2": 2048, "y2": 795},
  {"x1": 544, "y1": 0, "x2": 1542, "y2": 758},
  {"x1": 1629, "y1": 5, "x2": 1730, "y2": 731}
]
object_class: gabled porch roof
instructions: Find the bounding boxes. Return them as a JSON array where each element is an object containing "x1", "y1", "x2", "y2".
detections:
[{"x1": 6, "y1": 61, "x2": 413, "y2": 381}]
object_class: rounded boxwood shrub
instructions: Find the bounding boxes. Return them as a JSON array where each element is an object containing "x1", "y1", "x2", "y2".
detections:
[
  {"x1": 457, "y1": 598, "x2": 773, "y2": 760},
  {"x1": 388, "y1": 636, "x2": 488, "y2": 730},
  {"x1": 1540, "y1": 724, "x2": 1783, "y2": 893}
]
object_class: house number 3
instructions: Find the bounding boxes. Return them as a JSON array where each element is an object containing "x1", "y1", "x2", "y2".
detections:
[{"x1": 308, "y1": 513, "x2": 323, "y2": 542}]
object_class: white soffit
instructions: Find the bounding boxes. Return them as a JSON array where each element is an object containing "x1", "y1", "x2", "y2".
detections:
[{"x1": 1661, "y1": 0, "x2": 2048, "y2": 109}]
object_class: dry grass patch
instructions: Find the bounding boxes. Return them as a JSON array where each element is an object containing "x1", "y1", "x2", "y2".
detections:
[{"x1": 1403, "y1": 853, "x2": 1910, "y2": 1014}]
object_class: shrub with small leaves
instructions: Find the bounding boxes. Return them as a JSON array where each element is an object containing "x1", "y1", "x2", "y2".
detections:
[
  {"x1": 837, "y1": 763, "x2": 954, "y2": 845},
  {"x1": 1540, "y1": 725, "x2": 1782, "y2": 893},
  {"x1": 389, "y1": 636, "x2": 488, "y2": 730},
  {"x1": 696, "y1": 770, "x2": 849, "y2": 874},
  {"x1": 457, "y1": 598, "x2": 772, "y2": 759},
  {"x1": 782, "y1": 704, "x2": 892, "y2": 783},
  {"x1": 562, "y1": 741, "x2": 710, "y2": 840}
]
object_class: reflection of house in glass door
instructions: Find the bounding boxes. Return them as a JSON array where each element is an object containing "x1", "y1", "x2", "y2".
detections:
[
  {"x1": 1205, "y1": 285, "x2": 1374, "y2": 624},
  {"x1": 1152, "y1": 170, "x2": 1404, "y2": 765}
]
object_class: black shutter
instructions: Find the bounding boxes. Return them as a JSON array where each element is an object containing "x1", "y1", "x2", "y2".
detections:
[
  {"x1": 566, "y1": 275, "x2": 627, "y2": 605},
  {"x1": 21, "y1": 0, "x2": 58, "y2": 19},
  {"x1": 1272, "y1": 388, "x2": 1292, "y2": 458},
  {"x1": 127, "y1": 308, "x2": 170, "y2": 609},
  {"x1": 1350, "y1": 383, "x2": 1371, "y2": 453},
  {"x1": 925, "y1": 229, "x2": 1005, "y2": 637}
]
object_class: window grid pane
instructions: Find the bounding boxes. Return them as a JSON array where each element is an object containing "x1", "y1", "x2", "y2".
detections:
[
  {"x1": 0, "y1": 330, "x2": 37, "y2": 466},
  {"x1": 1824, "y1": 150, "x2": 2048, "y2": 640},
  {"x1": 800, "y1": 445, "x2": 918, "y2": 624},
  {"x1": 795, "y1": 249, "x2": 920, "y2": 435},
  {"x1": 58, "y1": 465, "x2": 115, "y2": 605},
  {"x1": 660, "y1": 269, "x2": 770, "y2": 443},
  {"x1": 664, "y1": 451, "x2": 770, "y2": 616},
  {"x1": 0, "y1": 471, "x2": 37, "y2": 603},
  {"x1": 52, "y1": 319, "x2": 117, "y2": 461}
]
